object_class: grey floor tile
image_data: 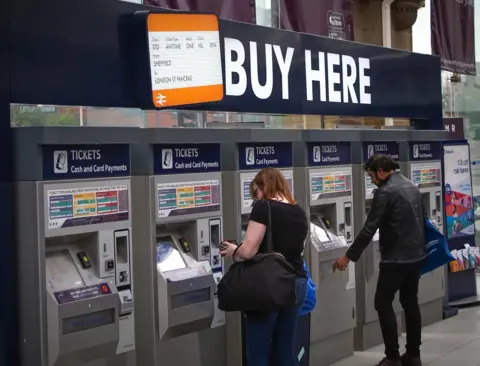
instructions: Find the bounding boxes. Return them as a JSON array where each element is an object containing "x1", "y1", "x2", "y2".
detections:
[{"x1": 329, "y1": 307, "x2": 480, "y2": 366}]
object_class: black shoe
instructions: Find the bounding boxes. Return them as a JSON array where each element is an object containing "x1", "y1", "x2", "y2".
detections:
[
  {"x1": 400, "y1": 353, "x2": 422, "y2": 366},
  {"x1": 374, "y1": 357, "x2": 402, "y2": 366}
]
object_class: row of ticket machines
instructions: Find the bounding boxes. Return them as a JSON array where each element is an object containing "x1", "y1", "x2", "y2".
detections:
[{"x1": 14, "y1": 127, "x2": 451, "y2": 366}]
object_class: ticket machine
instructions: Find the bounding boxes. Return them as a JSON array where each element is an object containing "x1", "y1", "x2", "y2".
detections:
[
  {"x1": 402, "y1": 140, "x2": 445, "y2": 325},
  {"x1": 221, "y1": 130, "x2": 304, "y2": 366},
  {"x1": 131, "y1": 136, "x2": 225, "y2": 366},
  {"x1": 15, "y1": 128, "x2": 136, "y2": 366},
  {"x1": 293, "y1": 131, "x2": 358, "y2": 366},
  {"x1": 352, "y1": 139, "x2": 404, "y2": 351}
]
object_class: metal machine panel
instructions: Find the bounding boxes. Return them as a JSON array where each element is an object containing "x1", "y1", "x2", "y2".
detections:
[
  {"x1": 307, "y1": 165, "x2": 356, "y2": 343},
  {"x1": 132, "y1": 139, "x2": 225, "y2": 366},
  {"x1": 404, "y1": 141, "x2": 445, "y2": 320}
]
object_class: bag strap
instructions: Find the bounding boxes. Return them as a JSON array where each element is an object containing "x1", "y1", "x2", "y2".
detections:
[{"x1": 266, "y1": 200, "x2": 274, "y2": 253}]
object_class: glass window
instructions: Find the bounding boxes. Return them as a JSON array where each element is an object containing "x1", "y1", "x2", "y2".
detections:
[{"x1": 255, "y1": 0, "x2": 272, "y2": 27}]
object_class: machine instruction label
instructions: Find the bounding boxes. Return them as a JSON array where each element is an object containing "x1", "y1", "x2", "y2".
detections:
[
  {"x1": 410, "y1": 162, "x2": 441, "y2": 188},
  {"x1": 308, "y1": 142, "x2": 351, "y2": 166},
  {"x1": 54, "y1": 283, "x2": 112, "y2": 305},
  {"x1": 238, "y1": 143, "x2": 292, "y2": 170},
  {"x1": 241, "y1": 171, "x2": 293, "y2": 209},
  {"x1": 157, "y1": 180, "x2": 221, "y2": 218},
  {"x1": 362, "y1": 141, "x2": 399, "y2": 161},
  {"x1": 310, "y1": 168, "x2": 352, "y2": 201},
  {"x1": 43, "y1": 144, "x2": 130, "y2": 181},
  {"x1": 409, "y1": 141, "x2": 441, "y2": 161},
  {"x1": 154, "y1": 143, "x2": 221, "y2": 175},
  {"x1": 47, "y1": 185, "x2": 129, "y2": 229}
]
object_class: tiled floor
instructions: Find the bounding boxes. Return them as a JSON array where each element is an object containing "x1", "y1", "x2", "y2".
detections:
[{"x1": 330, "y1": 306, "x2": 480, "y2": 366}]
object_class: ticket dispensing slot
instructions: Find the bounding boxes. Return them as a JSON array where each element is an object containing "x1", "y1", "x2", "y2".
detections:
[
  {"x1": 156, "y1": 230, "x2": 215, "y2": 340},
  {"x1": 421, "y1": 193, "x2": 431, "y2": 221},
  {"x1": 45, "y1": 236, "x2": 119, "y2": 366},
  {"x1": 344, "y1": 202, "x2": 353, "y2": 243},
  {"x1": 114, "y1": 230, "x2": 134, "y2": 317},
  {"x1": 209, "y1": 219, "x2": 222, "y2": 268},
  {"x1": 435, "y1": 191, "x2": 442, "y2": 227}
]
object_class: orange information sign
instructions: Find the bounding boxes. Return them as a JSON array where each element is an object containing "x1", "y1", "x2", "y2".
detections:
[{"x1": 147, "y1": 13, "x2": 224, "y2": 108}]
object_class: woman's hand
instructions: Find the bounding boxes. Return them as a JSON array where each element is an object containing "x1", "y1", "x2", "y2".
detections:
[{"x1": 219, "y1": 241, "x2": 238, "y2": 257}]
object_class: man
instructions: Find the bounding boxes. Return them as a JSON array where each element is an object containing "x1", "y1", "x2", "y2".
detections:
[{"x1": 334, "y1": 155, "x2": 426, "y2": 366}]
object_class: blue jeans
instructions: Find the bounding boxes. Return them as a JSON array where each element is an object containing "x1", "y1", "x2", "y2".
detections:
[{"x1": 244, "y1": 277, "x2": 307, "y2": 366}]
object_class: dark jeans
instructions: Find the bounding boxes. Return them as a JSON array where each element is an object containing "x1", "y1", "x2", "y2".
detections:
[
  {"x1": 375, "y1": 261, "x2": 423, "y2": 360},
  {"x1": 244, "y1": 276, "x2": 307, "y2": 366}
]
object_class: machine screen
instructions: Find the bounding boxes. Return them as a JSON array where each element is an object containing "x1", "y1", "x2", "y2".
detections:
[
  {"x1": 156, "y1": 236, "x2": 187, "y2": 273},
  {"x1": 310, "y1": 224, "x2": 330, "y2": 243},
  {"x1": 46, "y1": 250, "x2": 85, "y2": 292},
  {"x1": 62, "y1": 308, "x2": 115, "y2": 335}
]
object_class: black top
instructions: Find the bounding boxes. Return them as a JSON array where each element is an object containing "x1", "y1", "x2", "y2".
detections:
[
  {"x1": 346, "y1": 171, "x2": 426, "y2": 263},
  {"x1": 249, "y1": 200, "x2": 308, "y2": 277}
]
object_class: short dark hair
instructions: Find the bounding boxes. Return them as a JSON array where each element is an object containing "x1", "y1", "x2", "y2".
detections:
[{"x1": 364, "y1": 154, "x2": 400, "y2": 172}]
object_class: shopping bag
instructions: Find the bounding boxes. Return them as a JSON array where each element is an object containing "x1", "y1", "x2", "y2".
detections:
[
  {"x1": 421, "y1": 217, "x2": 455, "y2": 275},
  {"x1": 300, "y1": 261, "x2": 316, "y2": 316},
  {"x1": 218, "y1": 201, "x2": 297, "y2": 312}
]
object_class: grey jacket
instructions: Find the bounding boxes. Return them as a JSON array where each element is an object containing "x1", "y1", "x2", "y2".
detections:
[{"x1": 346, "y1": 171, "x2": 426, "y2": 263}]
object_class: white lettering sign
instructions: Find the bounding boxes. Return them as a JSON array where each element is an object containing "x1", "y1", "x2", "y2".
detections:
[{"x1": 224, "y1": 37, "x2": 371, "y2": 105}]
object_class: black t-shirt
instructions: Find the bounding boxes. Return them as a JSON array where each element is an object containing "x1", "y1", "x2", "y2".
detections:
[{"x1": 249, "y1": 199, "x2": 308, "y2": 277}]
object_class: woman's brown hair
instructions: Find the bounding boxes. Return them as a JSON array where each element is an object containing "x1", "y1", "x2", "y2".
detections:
[{"x1": 249, "y1": 167, "x2": 296, "y2": 204}]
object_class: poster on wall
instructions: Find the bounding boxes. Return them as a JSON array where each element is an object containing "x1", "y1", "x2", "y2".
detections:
[
  {"x1": 444, "y1": 145, "x2": 475, "y2": 239},
  {"x1": 469, "y1": 141, "x2": 480, "y2": 232}
]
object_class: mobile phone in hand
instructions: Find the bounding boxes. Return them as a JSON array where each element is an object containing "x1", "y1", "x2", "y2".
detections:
[{"x1": 220, "y1": 240, "x2": 237, "y2": 251}]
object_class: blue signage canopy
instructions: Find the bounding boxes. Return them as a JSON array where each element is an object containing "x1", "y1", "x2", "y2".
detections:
[{"x1": 6, "y1": 0, "x2": 442, "y2": 128}]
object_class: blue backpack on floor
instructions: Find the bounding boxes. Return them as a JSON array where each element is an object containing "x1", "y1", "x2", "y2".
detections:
[
  {"x1": 421, "y1": 217, "x2": 455, "y2": 275},
  {"x1": 300, "y1": 262, "x2": 316, "y2": 316}
]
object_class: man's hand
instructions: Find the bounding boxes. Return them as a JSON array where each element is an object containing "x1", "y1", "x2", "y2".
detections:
[{"x1": 333, "y1": 255, "x2": 351, "y2": 272}]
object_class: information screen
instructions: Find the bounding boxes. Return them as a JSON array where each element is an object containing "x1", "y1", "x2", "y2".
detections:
[
  {"x1": 310, "y1": 169, "x2": 352, "y2": 201},
  {"x1": 156, "y1": 236, "x2": 187, "y2": 273},
  {"x1": 46, "y1": 250, "x2": 84, "y2": 292},
  {"x1": 242, "y1": 171, "x2": 293, "y2": 209},
  {"x1": 47, "y1": 185, "x2": 129, "y2": 229},
  {"x1": 410, "y1": 162, "x2": 441, "y2": 187},
  {"x1": 157, "y1": 180, "x2": 221, "y2": 218},
  {"x1": 147, "y1": 13, "x2": 223, "y2": 108}
]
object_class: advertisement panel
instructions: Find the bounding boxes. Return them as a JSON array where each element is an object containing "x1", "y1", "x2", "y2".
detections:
[{"x1": 443, "y1": 144, "x2": 475, "y2": 239}]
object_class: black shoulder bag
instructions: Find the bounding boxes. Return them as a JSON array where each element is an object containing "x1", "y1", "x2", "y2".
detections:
[{"x1": 217, "y1": 201, "x2": 297, "y2": 313}]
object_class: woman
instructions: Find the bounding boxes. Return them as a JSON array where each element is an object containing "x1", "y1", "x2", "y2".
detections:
[{"x1": 220, "y1": 167, "x2": 308, "y2": 366}]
